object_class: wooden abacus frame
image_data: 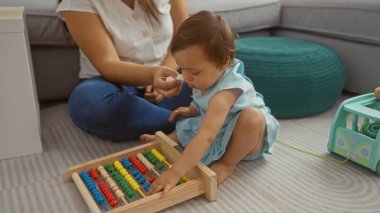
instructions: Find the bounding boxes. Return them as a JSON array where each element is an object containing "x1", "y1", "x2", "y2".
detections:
[{"x1": 66, "y1": 131, "x2": 217, "y2": 213}]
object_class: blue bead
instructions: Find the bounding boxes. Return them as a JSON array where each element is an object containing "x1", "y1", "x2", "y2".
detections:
[
  {"x1": 138, "y1": 179, "x2": 144, "y2": 185},
  {"x1": 144, "y1": 183, "x2": 150, "y2": 191},
  {"x1": 121, "y1": 159, "x2": 132, "y2": 168}
]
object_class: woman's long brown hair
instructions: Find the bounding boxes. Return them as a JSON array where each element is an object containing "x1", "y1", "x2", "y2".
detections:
[{"x1": 139, "y1": 0, "x2": 161, "y2": 26}]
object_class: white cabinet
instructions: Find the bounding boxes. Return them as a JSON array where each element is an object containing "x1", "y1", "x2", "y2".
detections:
[{"x1": 0, "y1": 7, "x2": 42, "y2": 159}]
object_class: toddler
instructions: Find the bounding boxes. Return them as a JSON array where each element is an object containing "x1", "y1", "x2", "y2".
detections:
[{"x1": 141, "y1": 10, "x2": 279, "y2": 196}]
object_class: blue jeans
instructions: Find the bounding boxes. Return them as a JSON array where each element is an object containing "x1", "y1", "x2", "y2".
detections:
[{"x1": 68, "y1": 77, "x2": 192, "y2": 141}]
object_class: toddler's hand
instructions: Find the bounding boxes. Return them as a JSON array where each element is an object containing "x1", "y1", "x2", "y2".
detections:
[
  {"x1": 148, "y1": 169, "x2": 181, "y2": 198},
  {"x1": 169, "y1": 107, "x2": 194, "y2": 122},
  {"x1": 144, "y1": 85, "x2": 164, "y2": 103}
]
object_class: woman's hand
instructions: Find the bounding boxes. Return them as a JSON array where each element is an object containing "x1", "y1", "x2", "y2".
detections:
[
  {"x1": 168, "y1": 107, "x2": 196, "y2": 122},
  {"x1": 154, "y1": 66, "x2": 183, "y2": 98},
  {"x1": 144, "y1": 85, "x2": 164, "y2": 103},
  {"x1": 148, "y1": 168, "x2": 181, "y2": 198}
]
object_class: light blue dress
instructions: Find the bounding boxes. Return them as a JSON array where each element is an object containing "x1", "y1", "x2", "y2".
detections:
[{"x1": 176, "y1": 59, "x2": 280, "y2": 165}]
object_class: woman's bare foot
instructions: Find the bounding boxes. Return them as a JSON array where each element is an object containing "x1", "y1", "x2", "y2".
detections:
[
  {"x1": 210, "y1": 162, "x2": 235, "y2": 185},
  {"x1": 139, "y1": 134, "x2": 156, "y2": 143}
]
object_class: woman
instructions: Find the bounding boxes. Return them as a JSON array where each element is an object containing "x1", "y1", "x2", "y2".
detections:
[{"x1": 56, "y1": 0, "x2": 192, "y2": 141}]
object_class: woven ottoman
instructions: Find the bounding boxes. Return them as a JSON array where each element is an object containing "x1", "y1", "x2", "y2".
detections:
[{"x1": 235, "y1": 37, "x2": 345, "y2": 118}]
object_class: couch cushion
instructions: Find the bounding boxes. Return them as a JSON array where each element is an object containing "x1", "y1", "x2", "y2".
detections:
[
  {"x1": 25, "y1": 15, "x2": 74, "y2": 46},
  {"x1": 187, "y1": 0, "x2": 281, "y2": 33},
  {"x1": 0, "y1": 0, "x2": 59, "y2": 15},
  {"x1": 280, "y1": 0, "x2": 380, "y2": 45},
  {"x1": 1, "y1": 0, "x2": 281, "y2": 46},
  {"x1": 0, "y1": 0, "x2": 74, "y2": 46}
]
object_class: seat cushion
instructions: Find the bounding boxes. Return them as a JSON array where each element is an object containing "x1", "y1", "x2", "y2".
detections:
[
  {"x1": 280, "y1": 0, "x2": 380, "y2": 45},
  {"x1": 187, "y1": 0, "x2": 281, "y2": 33}
]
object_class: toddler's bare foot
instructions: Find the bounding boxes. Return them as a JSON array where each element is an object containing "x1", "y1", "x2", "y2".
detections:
[
  {"x1": 210, "y1": 162, "x2": 235, "y2": 185},
  {"x1": 139, "y1": 134, "x2": 156, "y2": 143}
]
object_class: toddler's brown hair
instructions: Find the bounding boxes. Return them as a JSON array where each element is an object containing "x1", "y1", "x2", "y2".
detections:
[{"x1": 171, "y1": 10, "x2": 236, "y2": 68}]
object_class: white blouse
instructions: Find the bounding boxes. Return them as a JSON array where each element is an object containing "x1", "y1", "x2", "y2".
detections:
[{"x1": 56, "y1": 0, "x2": 173, "y2": 79}]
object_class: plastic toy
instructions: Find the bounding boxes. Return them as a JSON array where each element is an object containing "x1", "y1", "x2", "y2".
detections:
[{"x1": 328, "y1": 87, "x2": 380, "y2": 174}]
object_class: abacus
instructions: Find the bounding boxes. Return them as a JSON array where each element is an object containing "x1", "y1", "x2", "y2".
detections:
[{"x1": 67, "y1": 131, "x2": 217, "y2": 213}]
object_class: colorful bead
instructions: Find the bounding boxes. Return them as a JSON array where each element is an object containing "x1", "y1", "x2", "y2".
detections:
[
  {"x1": 105, "y1": 163, "x2": 137, "y2": 200},
  {"x1": 88, "y1": 168, "x2": 99, "y2": 181},
  {"x1": 80, "y1": 172, "x2": 108, "y2": 211},
  {"x1": 148, "y1": 176, "x2": 155, "y2": 183},
  {"x1": 98, "y1": 181, "x2": 118, "y2": 208},
  {"x1": 128, "y1": 156, "x2": 147, "y2": 174},
  {"x1": 143, "y1": 150, "x2": 166, "y2": 171}
]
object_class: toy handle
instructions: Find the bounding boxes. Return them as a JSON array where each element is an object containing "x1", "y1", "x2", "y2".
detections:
[{"x1": 375, "y1": 87, "x2": 380, "y2": 100}]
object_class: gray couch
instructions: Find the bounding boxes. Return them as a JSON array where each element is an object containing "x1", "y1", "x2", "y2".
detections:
[{"x1": 1, "y1": 0, "x2": 379, "y2": 102}]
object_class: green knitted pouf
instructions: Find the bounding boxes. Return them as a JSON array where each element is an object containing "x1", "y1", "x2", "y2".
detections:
[{"x1": 235, "y1": 37, "x2": 345, "y2": 118}]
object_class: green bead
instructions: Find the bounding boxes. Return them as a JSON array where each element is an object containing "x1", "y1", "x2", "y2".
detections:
[
  {"x1": 115, "y1": 176, "x2": 122, "y2": 182},
  {"x1": 158, "y1": 165, "x2": 165, "y2": 171},
  {"x1": 106, "y1": 163, "x2": 112, "y2": 169}
]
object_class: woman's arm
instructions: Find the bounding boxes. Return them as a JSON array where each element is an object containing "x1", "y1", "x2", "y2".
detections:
[
  {"x1": 160, "y1": 0, "x2": 188, "y2": 70},
  {"x1": 63, "y1": 11, "x2": 158, "y2": 85},
  {"x1": 153, "y1": 0, "x2": 189, "y2": 98}
]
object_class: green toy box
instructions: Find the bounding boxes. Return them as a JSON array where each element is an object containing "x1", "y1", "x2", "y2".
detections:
[{"x1": 328, "y1": 92, "x2": 380, "y2": 174}]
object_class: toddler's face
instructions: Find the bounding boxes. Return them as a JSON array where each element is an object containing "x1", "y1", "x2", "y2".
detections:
[{"x1": 173, "y1": 45, "x2": 228, "y2": 91}]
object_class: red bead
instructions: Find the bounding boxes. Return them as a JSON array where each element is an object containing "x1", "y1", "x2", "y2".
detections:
[
  {"x1": 89, "y1": 168, "x2": 99, "y2": 181},
  {"x1": 128, "y1": 155, "x2": 148, "y2": 174},
  {"x1": 110, "y1": 199, "x2": 118, "y2": 207},
  {"x1": 149, "y1": 176, "x2": 155, "y2": 183}
]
